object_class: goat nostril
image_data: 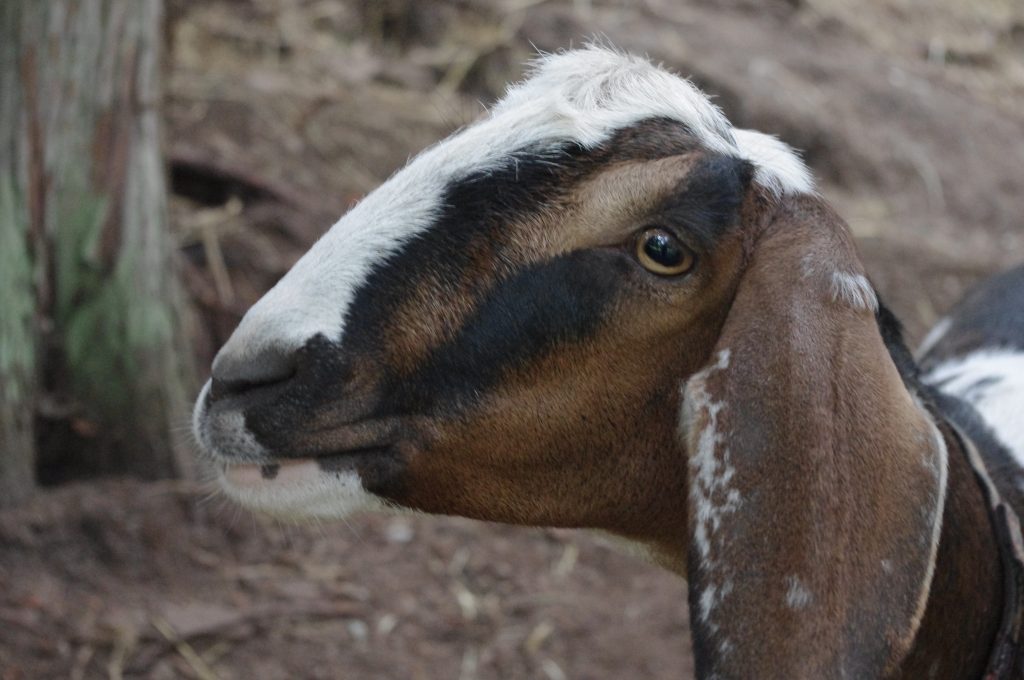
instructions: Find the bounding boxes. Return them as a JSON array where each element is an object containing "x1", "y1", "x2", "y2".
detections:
[{"x1": 209, "y1": 345, "x2": 298, "y2": 401}]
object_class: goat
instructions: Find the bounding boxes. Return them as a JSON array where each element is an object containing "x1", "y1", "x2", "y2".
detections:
[{"x1": 192, "y1": 47, "x2": 1024, "y2": 679}]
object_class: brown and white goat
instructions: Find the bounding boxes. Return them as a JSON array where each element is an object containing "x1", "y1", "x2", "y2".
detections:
[{"x1": 193, "y1": 48, "x2": 1024, "y2": 679}]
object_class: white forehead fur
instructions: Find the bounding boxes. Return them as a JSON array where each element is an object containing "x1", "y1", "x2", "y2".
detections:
[
  {"x1": 213, "y1": 46, "x2": 815, "y2": 370},
  {"x1": 500, "y1": 47, "x2": 814, "y2": 196}
]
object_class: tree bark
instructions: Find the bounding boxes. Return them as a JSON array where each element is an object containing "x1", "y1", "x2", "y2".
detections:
[{"x1": 0, "y1": 0, "x2": 195, "y2": 502}]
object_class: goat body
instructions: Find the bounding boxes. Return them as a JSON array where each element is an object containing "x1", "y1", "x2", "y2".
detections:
[{"x1": 192, "y1": 47, "x2": 1024, "y2": 679}]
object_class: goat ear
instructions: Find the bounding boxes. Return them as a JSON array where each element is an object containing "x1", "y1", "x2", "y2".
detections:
[{"x1": 682, "y1": 199, "x2": 947, "y2": 679}]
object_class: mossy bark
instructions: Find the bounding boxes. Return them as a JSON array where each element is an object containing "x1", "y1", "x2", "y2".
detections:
[
  {"x1": 1, "y1": 0, "x2": 195, "y2": 499},
  {"x1": 0, "y1": 174, "x2": 36, "y2": 506}
]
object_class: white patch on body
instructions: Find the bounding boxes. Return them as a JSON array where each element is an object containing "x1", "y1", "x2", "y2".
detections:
[
  {"x1": 784, "y1": 576, "x2": 813, "y2": 610},
  {"x1": 925, "y1": 349, "x2": 1024, "y2": 464},
  {"x1": 681, "y1": 349, "x2": 739, "y2": 633}
]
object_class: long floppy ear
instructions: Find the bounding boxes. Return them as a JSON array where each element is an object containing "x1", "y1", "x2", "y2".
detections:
[{"x1": 682, "y1": 198, "x2": 947, "y2": 679}]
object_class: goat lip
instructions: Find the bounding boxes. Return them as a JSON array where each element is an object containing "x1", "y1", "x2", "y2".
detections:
[{"x1": 213, "y1": 417, "x2": 406, "y2": 486}]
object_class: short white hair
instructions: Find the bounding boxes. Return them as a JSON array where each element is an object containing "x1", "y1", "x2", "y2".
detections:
[{"x1": 493, "y1": 45, "x2": 815, "y2": 197}]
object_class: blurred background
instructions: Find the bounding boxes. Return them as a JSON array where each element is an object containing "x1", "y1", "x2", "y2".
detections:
[{"x1": 1, "y1": 0, "x2": 1022, "y2": 678}]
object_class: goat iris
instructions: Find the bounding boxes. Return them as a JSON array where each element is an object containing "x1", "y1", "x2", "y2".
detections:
[{"x1": 636, "y1": 228, "x2": 695, "y2": 276}]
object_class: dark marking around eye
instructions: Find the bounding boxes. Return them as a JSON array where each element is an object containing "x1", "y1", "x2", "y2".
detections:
[{"x1": 659, "y1": 155, "x2": 754, "y2": 250}]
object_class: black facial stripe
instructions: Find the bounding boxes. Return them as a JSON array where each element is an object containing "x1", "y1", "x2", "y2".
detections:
[
  {"x1": 388, "y1": 250, "x2": 627, "y2": 414},
  {"x1": 340, "y1": 142, "x2": 593, "y2": 362},
  {"x1": 658, "y1": 155, "x2": 753, "y2": 251}
]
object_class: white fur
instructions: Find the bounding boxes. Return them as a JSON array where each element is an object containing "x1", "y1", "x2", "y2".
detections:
[
  {"x1": 925, "y1": 349, "x2": 1024, "y2": 465},
  {"x1": 784, "y1": 576, "x2": 813, "y2": 610},
  {"x1": 801, "y1": 256, "x2": 876, "y2": 312},
  {"x1": 219, "y1": 467, "x2": 390, "y2": 519},
  {"x1": 192, "y1": 381, "x2": 212, "y2": 450},
  {"x1": 683, "y1": 349, "x2": 738, "y2": 572},
  {"x1": 731, "y1": 128, "x2": 814, "y2": 197},
  {"x1": 681, "y1": 349, "x2": 739, "y2": 632},
  {"x1": 830, "y1": 271, "x2": 879, "y2": 312}
]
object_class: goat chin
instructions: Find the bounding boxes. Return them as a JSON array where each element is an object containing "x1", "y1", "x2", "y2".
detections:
[{"x1": 216, "y1": 463, "x2": 389, "y2": 521}]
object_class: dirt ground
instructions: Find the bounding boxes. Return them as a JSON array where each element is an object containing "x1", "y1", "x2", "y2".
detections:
[{"x1": 3, "y1": 0, "x2": 1023, "y2": 678}]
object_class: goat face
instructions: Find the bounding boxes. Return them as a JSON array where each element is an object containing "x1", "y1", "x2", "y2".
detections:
[
  {"x1": 194, "y1": 111, "x2": 756, "y2": 540},
  {"x1": 191, "y1": 48, "x2": 794, "y2": 542}
]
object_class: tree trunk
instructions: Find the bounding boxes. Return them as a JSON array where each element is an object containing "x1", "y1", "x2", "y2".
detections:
[{"x1": 0, "y1": 0, "x2": 195, "y2": 502}]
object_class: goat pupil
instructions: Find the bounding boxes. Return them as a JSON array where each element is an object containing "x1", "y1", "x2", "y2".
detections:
[{"x1": 644, "y1": 233, "x2": 681, "y2": 265}]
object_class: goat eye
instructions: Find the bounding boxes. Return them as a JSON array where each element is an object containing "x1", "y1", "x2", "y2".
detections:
[{"x1": 635, "y1": 228, "x2": 696, "y2": 276}]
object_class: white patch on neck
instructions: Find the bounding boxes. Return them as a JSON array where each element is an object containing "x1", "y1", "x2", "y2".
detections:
[{"x1": 681, "y1": 349, "x2": 740, "y2": 633}]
